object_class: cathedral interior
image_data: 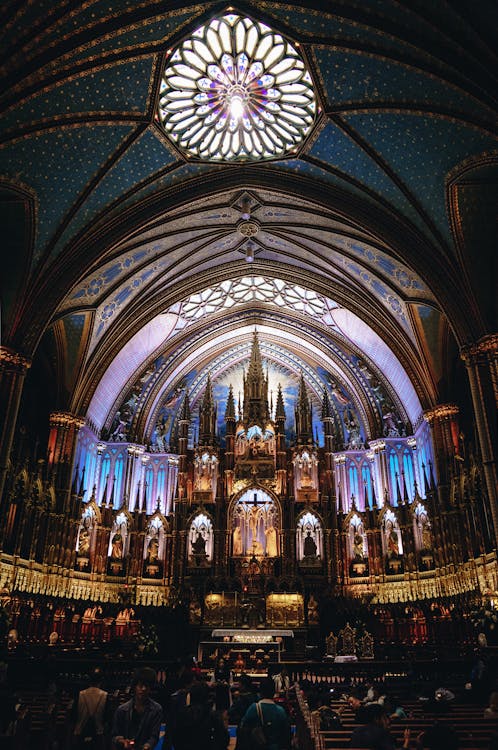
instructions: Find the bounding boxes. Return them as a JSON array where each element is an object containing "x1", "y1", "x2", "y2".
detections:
[{"x1": 0, "y1": 1, "x2": 497, "y2": 667}]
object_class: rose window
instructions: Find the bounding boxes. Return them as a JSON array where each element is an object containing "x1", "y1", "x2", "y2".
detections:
[{"x1": 158, "y1": 13, "x2": 317, "y2": 161}]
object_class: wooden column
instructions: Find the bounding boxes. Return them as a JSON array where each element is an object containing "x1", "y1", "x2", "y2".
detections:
[
  {"x1": 0, "y1": 347, "x2": 31, "y2": 510},
  {"x1": 461, "y1": 334, "x2": 498, "y2": 547}
]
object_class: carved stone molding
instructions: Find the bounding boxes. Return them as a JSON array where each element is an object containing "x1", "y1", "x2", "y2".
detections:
[
  {"x1": 423, "y1": 404, "x2": 459, "y2": 424},
  {"x1": 0, "y1": 346, "x2": 31, "y2": 373},
  {"x1": 460, "y1": 333, "x2": 498, "y2": 363},
  {"x1": 49, "y1": 412, "x2": 85, "y2": 429}
]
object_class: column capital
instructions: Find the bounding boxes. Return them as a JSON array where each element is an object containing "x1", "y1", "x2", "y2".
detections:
[
  {"x1": 460, "y1": 333, "x2": 498, "y2": 363},
  {"x1": 0, "y1": 346, "x2": 31, "y2": 373},
  {"x1": 368, "y1": 439, "x2": 386, "y2": 452},
  {"x1": 49, "y1": 411, "x2": 85, "y2": 429},
  {"x1": 423, "y1": 404, "x2": 459, "y2": 424}
]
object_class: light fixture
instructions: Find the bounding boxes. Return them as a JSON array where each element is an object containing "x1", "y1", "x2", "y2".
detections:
[
  {"x1": 240, "y1": 196, "x2": 252, "y2": 220},
  {"x1": 245, "y1": 242, "x2": 254, "y2": 263}
]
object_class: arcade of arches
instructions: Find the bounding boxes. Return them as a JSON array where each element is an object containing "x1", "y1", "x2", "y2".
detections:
[{"x1": 0, "y1": 2, "x2": 497, "y2": 665}]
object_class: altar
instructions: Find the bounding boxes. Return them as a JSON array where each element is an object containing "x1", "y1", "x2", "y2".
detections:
[{"x1": 198, "y1": 628, "x2": 294, "y2": 670}]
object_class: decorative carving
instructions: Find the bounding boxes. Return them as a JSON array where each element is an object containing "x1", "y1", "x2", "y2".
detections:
[
  {"x1": 0, "y1": 347, "x2": 31, "y2": 372},
  {"x1": 460, "y1": 333, "x2": 498, "y2": 361},
  {"x1": 423, "y1": 404, "x2": 459, "y2": 423}
]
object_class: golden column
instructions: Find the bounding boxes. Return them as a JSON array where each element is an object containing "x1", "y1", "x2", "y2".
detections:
[
  {"x1": 0, "y1": 346, "x2": 31, "y2": 504},
  {"x1": 461, "y1": 334, "x2": 498, "y2": 546},
  {"x1": 48, "y1": 412, "x2": 86, "y2": 471}
]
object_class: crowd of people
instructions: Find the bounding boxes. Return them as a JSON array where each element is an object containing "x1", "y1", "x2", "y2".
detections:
[
  {"x1": 1, "y1": 654, "x2": 498, "y2": 749},
  {"x1": 65, "y1": 662, "x2": 294, "y2": 750}
]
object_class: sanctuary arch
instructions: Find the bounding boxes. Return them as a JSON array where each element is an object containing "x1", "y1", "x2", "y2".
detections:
[{"x1": 230, "y1": 488, "x2": 280, "y2": 558}]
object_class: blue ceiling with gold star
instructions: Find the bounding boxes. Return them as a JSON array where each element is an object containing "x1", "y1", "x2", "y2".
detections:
[{"x1": 1, "y1": 1, "x2": 497, "y2": 437}]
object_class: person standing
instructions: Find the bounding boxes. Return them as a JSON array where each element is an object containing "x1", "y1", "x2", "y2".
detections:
[
  {"x1": 211, "y1": 658, "x2": 233, "y2": 713},
  {"x1": 73, "y1": 667, "x2": 108, "y2": 750},
  {"x1": 238, "y1": 677, "x2": 291, "y2": 750},
  {"x1": 111, "y1": 667, "x2": 162, "y2": 750},
  {"x1": 172, "y1": 681, "x2": 229, "y2": 750},
  {"x1": 272, "y1": 667, "x2": 290, "y2": 696}
]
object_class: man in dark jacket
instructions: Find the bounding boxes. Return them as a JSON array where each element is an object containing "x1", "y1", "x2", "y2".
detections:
[{"x1": 112, "y1": 667, "x2": 162, "y2": 750}]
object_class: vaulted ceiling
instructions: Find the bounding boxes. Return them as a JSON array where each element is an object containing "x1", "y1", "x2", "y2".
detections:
[{"x1": 2, "y1": 1, "x2": 497, "y2": 444}]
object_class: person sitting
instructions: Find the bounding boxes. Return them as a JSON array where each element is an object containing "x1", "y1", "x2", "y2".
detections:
[
  {"x1": 484, "y1": 691, "x2": 498, "y2": 719},
  {"x1": 385, "y1": 696, "x2": 407, "y2": 720},
  {"x1": 238, "y1": 676, "x2": 291, "y2": 750},
  {"x1": 426, "y1": 686, "x2": 455, "y2": 714},
  {"x1": 415, "y1": 720, "x2": 459, "y2": 749},
  {"x1": 111, "y1": 667, "x2": 162, "y2": 750},
  {"x1": 347, "y1": 692, "x2": 369, "y2": 724},
  {"x1": 308, "y1": 693, "x2": 343, "y2": 731},
  {"x1": 350, "y1": 703, "x2": 410, "y2": 749}
]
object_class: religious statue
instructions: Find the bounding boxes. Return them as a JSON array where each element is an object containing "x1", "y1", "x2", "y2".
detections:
[
  {"x1": 307, "y1": 594, "x2": 319, "y2": 624},
  {"x1": 421, "y1": 522, "x2": 432, "y2": 550},
  {"x1": 265, "y1": 524, "x2": 278, "y2": 557},
  {"x1": 110, "y1": 410, "x2": 128, "y2": 441},
  {"x1": 303, "y1": 530, "x2": 317, "y2": 557},
  {"x1": 382, "y1": 407, "x2": 400, "y2": 437},
  {"x1": 353, "y1": 532, "x2": 364, "y2": 559},
  {"x1": 78, "y1": 523, "x2": 90, "y2": 556},
  {"x1": 189, "y1": 598, "x2": 202, "y2": 624},
  {"x1": 111, "y1": 532, "x2": 124, "y2": 559},
  {"x1": 147, "y1": 537, "x2": 159, "y2": 562},
  {"x1": 192, "y1": 532, "x2": 207, "y2": 564},
  {"x1": 155, "y1": 415, "x2": 171, "y2": 452},
  {"x1": 344, "y1": 409, "x2": 363, "y2": 449},
  {"x1": 387, "y1": 529, "x2": 399, "y2": 558},
  {"x1": 300, "y1": 456, "x2": 313, "y2": 487},
  {"x1": 249, "y1": 503, "x2": 260, "y2": 546},
  {"x1": 232, "y1": 525, "x2": 242, "y2": 556},
  {"x1": 197, "y1": 459, "x2": 212, "y2": 490}
]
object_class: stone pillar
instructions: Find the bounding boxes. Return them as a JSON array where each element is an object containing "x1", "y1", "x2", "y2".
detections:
[
  {"x1": 461, "y1": 334, "x2": 498, "y2": 546},
  {"x1": 368, "y1": 439, "x2": 388, "y2": 505},
  {"x1": 422, "y1": 404, "x2": 460, "y2": 486},
  {"x1": 0, "y1": 346, "x2": 31, "y2": 505},
  {"x1": 333, "y1": 454, "x2": 347, "y2": 512}
]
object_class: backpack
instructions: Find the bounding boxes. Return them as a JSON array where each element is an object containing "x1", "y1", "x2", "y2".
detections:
[
  {"x1": 77, "y1": 692, "x2": 105, "y2": 748},
  {"x1": 252, "y1": 703, "x2": 268, "y2": 749},
  {"x1": 80, "y1": 713, "x2": 97, "y2": 743}
]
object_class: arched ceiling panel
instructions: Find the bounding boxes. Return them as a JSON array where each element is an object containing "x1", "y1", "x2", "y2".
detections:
[
  {"x1": 314, "y1": 48, "x2": 494, "y2": 120},
  {"x1": 2, "y1": 0, "x2": 495, "y2": 420},
  {"x1": 2, "y1": 125, "x2": 136, "y2": 261},
  {"x1": 343, "y1": 113, "x2": 498, "y2": 243},
  {"x1": 2, "y1": 58, "x2": 155, "y2": 131},
  {"x1": 307, "y1": 121, "x2": 429, "y2": 237}
]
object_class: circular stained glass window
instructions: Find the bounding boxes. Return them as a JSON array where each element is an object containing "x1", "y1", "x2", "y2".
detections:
[{"x1": 158, "y1": 13, "x2": 317, "y2": 162}]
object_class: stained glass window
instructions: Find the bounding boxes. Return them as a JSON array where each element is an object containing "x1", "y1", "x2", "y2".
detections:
[
  {"x1": 173, "y1": 276, "x2": 338, "y2": 328},
  {"x1": 158, "y1": 13, "x2": 316, "y2": 161}
]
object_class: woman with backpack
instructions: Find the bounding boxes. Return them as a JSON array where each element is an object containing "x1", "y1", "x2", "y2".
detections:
[{"x1": 73, "y1": 667, "x2": 108, "y2": 750}]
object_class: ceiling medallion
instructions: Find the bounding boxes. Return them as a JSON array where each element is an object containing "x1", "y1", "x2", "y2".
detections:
[
  {"x1": 158, "y1": 13, "x2": 316, "y2": 162},
  {"x1": 237, "y1": 219, "x2": 260, "y2": 237}
]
